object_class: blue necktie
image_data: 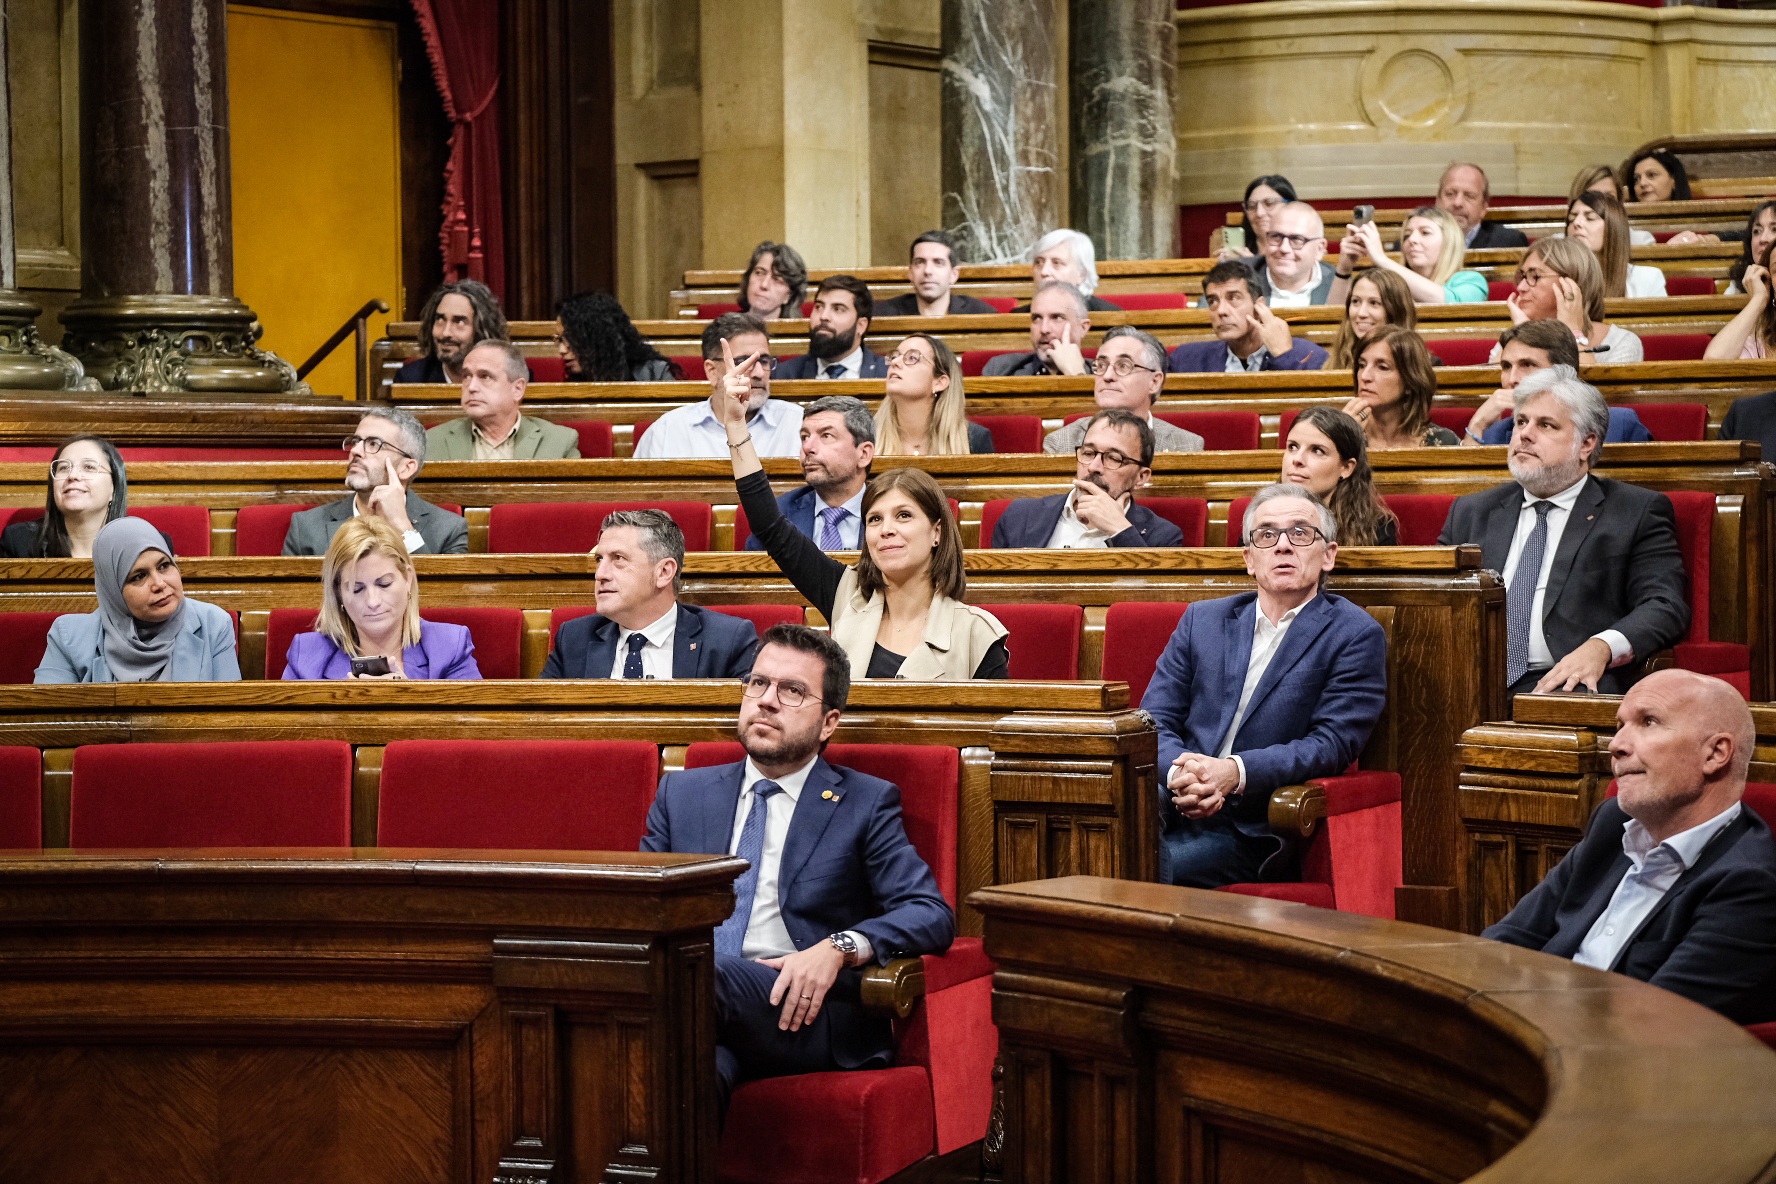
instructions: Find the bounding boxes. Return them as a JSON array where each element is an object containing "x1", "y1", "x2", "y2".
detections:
[
  {"x1": 823, "y1": 363, "x2": 847, "y2": 380},
  {"x1": 715, "y1": 780, "x2": 782, "y2": 956},
  {"x1": 818, "y1": 505, "x2": 846, "y2": 550},
  {"x1": 1506, "y1": 500, "x2": 1554, "y2": 686},
  {"x1": 623, "y1": 632, "x2": 646, "y2": 679}
]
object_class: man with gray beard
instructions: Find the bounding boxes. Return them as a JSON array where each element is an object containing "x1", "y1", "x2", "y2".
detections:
[{"x1": 1440, "y1": 366, "x2": 1688, "y2": 695}]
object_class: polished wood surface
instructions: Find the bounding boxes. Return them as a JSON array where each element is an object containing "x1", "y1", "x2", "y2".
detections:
[
  {"x1": 973, "y1": 875, "x2": 1776, "y2": 1184},
  {"x1": 0, "y1": 847, "x2": 741, "y2": 1183}
]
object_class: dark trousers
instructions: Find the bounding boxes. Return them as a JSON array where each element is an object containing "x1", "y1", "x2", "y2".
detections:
[
  {"x1": 1159, "y1": 812, "x2": 1271, "y2": 887},
  {"x1": 715, "y1": 954, "x2": 848, "y2": 1113},
  {"x1": 1509, "y1": 669, "x2": 1551, "y2": 696}
]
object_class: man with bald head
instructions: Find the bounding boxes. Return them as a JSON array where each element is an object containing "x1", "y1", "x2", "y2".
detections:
[
  {"x1": 1486, "y1": 670, "x2": 1776, "y2": 1023},
  {"x1": 1247, "y1": 202, "x2": 1336, "y2": 307},
  {"x1": 1437, "y1": 163, "x2": 1529, "y2": 250}
]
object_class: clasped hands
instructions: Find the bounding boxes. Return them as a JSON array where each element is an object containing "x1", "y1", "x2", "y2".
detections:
[{"x1": 1167, "y1": 752, "x2": 1241, "y2": 819}]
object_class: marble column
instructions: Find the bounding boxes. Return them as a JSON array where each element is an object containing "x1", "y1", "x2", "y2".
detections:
[
  {"x1": 60, "y1": 0, "x2": 302, "y2": 392},
  {"x1": 1069, "y1": 0, "x2": 1177, "y2": 261},
  {"x1": 940, "y1": 0, "x2": 1061, "y2": 266}
]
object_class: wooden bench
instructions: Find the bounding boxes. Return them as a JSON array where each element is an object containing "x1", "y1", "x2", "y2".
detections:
[{"x1": 1234, "y1": 195, "x2": 1769, "y2": 241}]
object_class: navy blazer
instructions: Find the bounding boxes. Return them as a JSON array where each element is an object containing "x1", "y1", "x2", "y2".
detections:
[
  {"x1": 744, "y1": 483, "x2": 848, "y2": 552},
  {"x1": 1168, "y1": 337, "x2": 1327, "y2": 373},
  {"x1": 1141, "y1": 591, "x2": 1388, "y2": 839},
  {"x1": 641, "y1": 756, "x2": 955, "y2": 1066},
  {"x1": 1485, "y1": 798, "x2": 1776, "y2": 1024},
  {"x1": 538, "y1": 602, "x2": 760, "y2": 679},
  {"x1": 772, "y1": 347, "x2": 888, "y2": 380},
  {"x1": 990, "y1": 493, "x2": 1184, "y2": 548}
]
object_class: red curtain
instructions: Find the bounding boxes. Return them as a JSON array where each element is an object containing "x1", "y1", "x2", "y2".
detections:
[{"x1": 410, "y1": 0, "x2": 505, "y2": 298}]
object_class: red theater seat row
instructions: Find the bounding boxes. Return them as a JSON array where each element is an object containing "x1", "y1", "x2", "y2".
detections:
[
  {"x1": 233, "y1": 502, "x2": 463, "y2": 556},
  {"x1": 1, "y1": 505, "x2": 212, "y2": 557}
]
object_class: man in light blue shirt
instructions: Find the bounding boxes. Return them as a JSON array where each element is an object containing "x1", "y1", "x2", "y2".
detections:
[{"x1": 635, "y1": 313, "x2": 803, "y2": 459}]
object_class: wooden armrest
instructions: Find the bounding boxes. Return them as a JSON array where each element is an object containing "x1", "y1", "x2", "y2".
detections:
[
  {"x1": 1643, "y1": 648, "x2": 1676, "y2": 675},
  {"x1": 1269, "y1": 783, "x2": 1328, "y2": 839},
  {"x1": 860, "y1": 957, "x2": 926, "y2": 1018}
]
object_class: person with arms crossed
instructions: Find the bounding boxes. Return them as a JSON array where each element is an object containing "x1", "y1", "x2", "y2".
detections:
[
  {"x1": 283, "y1": 407, "x2": 468, "y2": 556},
  {"x1": 990, "y1": 410, "x2": 1183, "y2": 548}
]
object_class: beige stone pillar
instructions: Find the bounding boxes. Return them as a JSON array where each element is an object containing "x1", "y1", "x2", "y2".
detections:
[{"x1": 699, "y1": 0, "x2": 872, "y2": 272}]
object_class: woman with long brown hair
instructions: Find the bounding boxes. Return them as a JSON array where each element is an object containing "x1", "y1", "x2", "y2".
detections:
[
  {"x1": 1323, "y1": 268, "x2": 1416, "y2": 371},
  {"x1": 1566, "y1": 191, "x2": 1666, "y2": 299},
  {"x1": 1343, "y1": 325, "x2": 1457, "y2": 450},
  {"x1": 1281, "y1": 406, "x2": 1398, "y2": 545}
]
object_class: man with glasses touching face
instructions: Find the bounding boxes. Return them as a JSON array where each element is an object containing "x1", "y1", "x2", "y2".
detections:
[
  {"x1": 641, "y1": 623, "x2": 953, "y2": 1113},
  {"x1": 1041, "y1": 326, "x2": 1204, "y2": 455},
  {"x1": 282, "y1": 406, "x2": 468, "y2": 556},
  {"x1": 1141, "y1": 484, "x2": 1387, "y2": 886},
  {"x1": 991, "y1": 410, "x2": 1183, "y2": 548}
]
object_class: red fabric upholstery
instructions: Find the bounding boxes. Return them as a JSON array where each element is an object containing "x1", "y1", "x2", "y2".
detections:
[
  {"x1": 265, "y1": 609, "x2": 320, "y2": 679},
  {"x1": 235, "y1": 504, "x2": 314, "y2": 556},
  {"x1": 1159, "y1": 410, "x2": 1261, "y2": 451},
  {"x1": 968, "y1": 414, "x2": 1043, "y2": 453},
  {"x1": 561, "y1": 420, "x2": 615, "y2": 458},
  {"x1": 979, "y1": 296, "x2": 1016, "y2": 313},
  {"x1": 718, "y1": 1067, "x2": 935, "y2": 1184},
  {"x1": 960, "y1": 349, "x2": 1004, "y2": 377},
  {"x1": 70, "y1": 740, "x2": 352, "y2": 847},
  {"x1": 1100, "y1": 601, "x2": 1188, "y2": 706},
  {"x1": 1227, "y1": 495, "x2": 1250, "y2": 542},
  {"x1": 1640, "y1": 333, "x2": 1712, "y2": 360},
  {"x1": 1629, "y1": 402, "x2": 1707, "y2": 440},
  {"x1": 1428, "y1": 338, "x2": 1497, "y2": 366},
  {"x1": 633, "y1": 419, "x2": 655, "y2": 450},
  {"x1": 1664, "y1": 277, "x2": 1717, "y2": 298},
  {"x1": 422, "y1": 607, "x2": 523, "y2": 679},
  {"x1": 1673, "y1": 641, "x2": 1751, "y2": 699},
  {"x1": 488, "y1": 501, "x2": 713, "y2": 552},
  {"x1": 1219, "y1": 771, "x2": 1402, "y2": 918},
  {"x1": 697, "y1": 303, "x2": 742, "y2": 319},
  {"x1": 411, "y1": 0, "x2": 506, "y2": 296},
  {"x1": 546, "y1": 603, "x2": 803, "y2": 643},
  {"x1": 377, "y1": 739, "x2": 658, "y2": 849},
  {"x1": 1220, "y1": 882, "x2": 1337, "y2": 909},
  {"x1": 1747, "y1": 1022, "x2": 1776, "y2": 1051},
  {"x1": 1486, "y1": 281, "x2": 1517, "y2": 301},
  {"x1": 672, "y1": 355, "x2": 707, "y2": 380},
  {"x1": 1430, "y1": 406, "x2": 1476, "y2": 435},
  {"x1": 132, "y1": 505, "x2": 211, "y2": 557},
  {"x1": 1134, "y1": 497, "x2": 1208, "y2": 547},
  {"x1": 0, "y1": 747, "x2": 41, "y2": 848},
  {"x1": 1383, "y1": 494, "x2": 1457, "y2": 545},
  {"x1": 975, "y1": 603, "x2": 1082, "y2": 679},
  {"x1": 117, "y1": 447, "x2": 340, "y2": 461},
  {"x1": 0, "y1": 612, "x2": 60, "y2": 684},
  {"x1": 528, "y1": 356, "x2": 567, "y2": 382},
  {"x1": 1665, "y1": 491, "x2": 1715, "y2": 642},
  {"x1": 1110, "y1": 292, "x2": 1189, "y2": 310},
  {"x1": 978, "y1": 499, "x2": 1011, "y2": 548}
]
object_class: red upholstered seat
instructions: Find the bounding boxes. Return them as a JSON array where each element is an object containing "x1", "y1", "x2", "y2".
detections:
[
  {"x1": 672, "y1": 355, "x2": 707, "y2": 381},
  {"x1": 1487, "y1": 280, "x2": 1517, "y2": 301},
  {"x1": 1664, "y1": 277, "x2": 1717, "y2": 298},
  {"x1": 1429, "y1": 338, "x2": 1497, "y2": 366},
  {"x1": 1641, "y1": 333, "x2": 1713, "y2": 360},
  {"x1": 1134, "y1": 497, "x2": 1208, "y2": 546},
  {"x1": 1110, "y1": 292, "x2": 1189, "y2": 310},
  {"x1": 1100, "y1": 601, "x2": 1188, "y2": 706},
  {"x1": 1220, "y1": 771, "x2": 1403, "y2": 918},
  {"x1": 1382, "y1": 494, "x2": 1457, "y2": 545},
  {"x1": 960, "y1": 349, "x2": 1004, "y2": 377},
  {"x1": 697, "y1": 302, "x2": 742, "y2": 319},
  {"x1": 968, "y1": 414, "x2": 1043, "y2": 453},
  {"x1": 0, "y1": 747, "x2": 41, "y2": 848},
  {"x1": 117, "y1": 447, "x2": 340, "y2": 461},
  {"x1": 561, "y1": 420, "x2": 615, "y2": 458},
  {"x1": 265, "y1": 608, "x2": 320, "y2": 679},
  {"x1": 0, "y1": 612, "x2": 61, "y2": 683},
  {"x1": 70, "y1": 740, "x2": 352, "y2": 847},
  {"x1": 487, "y1": 501, "x2": 714, "y2": 553},
  {"x1": 1159, "y1": 410, "x2": 1261, "y2": 451},
  {"x1": 235, "y1": 503, "x2": 314, "y2": 556},
  {"x1": 1430, "y1": 406, "x2": 1475, "y2": 436},
  {"x1": 528, "y1": 356, "x2": 567, "y2": 382},
  {"x1": 376, "y1": 739, "x2": 659, "y2": 850},
  {"x1": 979, "y1": 296, "x2": 1015, "y2": 313},
  {"x1": 133, "y1": 505, "x2": 212, "y2": 557},
  {"x1": 974, "y1": 603, "x2": 1082, "y2": 679},
  {"x1": 1227, "y1": 495, "x2": 1251, "y2": 543},
  {"x1": 546, "y1": 603, "x2": 803, "y2": 644},
  {"x1": 1629, "y1": 402, "x2": 1707, "y2": 440},
  {"x1": 978, "y1": 499, "x2": 1013, "y2": 548},
  {"x1": 1665, "y1": 490, "x2": 1750, "y2": 698}
]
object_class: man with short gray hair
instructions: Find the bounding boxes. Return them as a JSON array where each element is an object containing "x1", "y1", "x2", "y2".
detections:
[
  {"x1": 283, "y1": 406, "x2": 468, "y2": 555},
  {"x1": 1042, "y1": 326, "x2": 1204, "y2": 455},
  {"x1": 746, "y1": 395, "x2": 877, "y2": 552},
  {"x1": 1440, "y1": 366, "x2": 1688, "y2": 695},
  {"x1": 426, "y1": 339, "x2": 581, "y2": 461},
  {"x1": 985, "y1": 281, "x2": 1092, "y2": 377},
  {"x1": 541, "y1": 508, "x2": 760, "y2": 678}
]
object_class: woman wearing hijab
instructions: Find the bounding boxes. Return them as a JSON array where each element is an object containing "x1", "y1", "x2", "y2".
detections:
[{"x1": 34, "y1": 517, "x2": 240, "y2": 683}]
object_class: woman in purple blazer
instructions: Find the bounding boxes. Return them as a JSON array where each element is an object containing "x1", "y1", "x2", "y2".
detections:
[{"x1": 281, "y1": 515, "x2": 481, "y2": 681}]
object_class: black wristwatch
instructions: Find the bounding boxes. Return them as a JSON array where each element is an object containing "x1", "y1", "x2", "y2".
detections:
[{"x1": 827, "y1": 931, "x2": 860, "y2": 967}]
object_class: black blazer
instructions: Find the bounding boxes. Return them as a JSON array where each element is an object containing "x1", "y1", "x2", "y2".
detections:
[
  {"x1": 772, "y1": 347, "x2": 888, "y2": 380},
  {"x1": 1723, "y1": 391, "x2": 1776, "y2": 462},
  {"x1": 1467, "y1": 220, "x2": 1531, "y2": 250},
  {"x1": 1438, "y1": 475, "x2": 1689, "y2": 693},
  {"x1": 874, "y1": 292, "x2": 999, "y2": 317},
  {"x1": 1485, "y1": 797, "x2": 1776, "y2": 1023},
  {"x1": 990, "y1": 493, "x2": 1183, "y2": 549},
  {"x1": 539, "y1": 602, "x2": 760, "y2": 679}
]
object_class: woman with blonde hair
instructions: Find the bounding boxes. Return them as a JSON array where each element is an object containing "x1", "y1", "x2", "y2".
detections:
[
  {"x1": 282, "y1": 515, "x2": 481, "y2": 680},
  {"x1": 1331, "y1": 206, "x2": 1487, "y2": 306},
  {"x1": 1566, "y1": 191, "x2": 1666, "y2": 299},
  {"x1": 1344, "y1": 325, "x2": 1458, "y2": 450},
  {"x1": 875, "y1": 332, "x2": 993, "y2": 456},
  {"x1": 1504, "y1": 236, "x2": 1644, "y2": 363},
  {"x1": 1323, "y1": 267, "x2": 1417, "y2": 370}
]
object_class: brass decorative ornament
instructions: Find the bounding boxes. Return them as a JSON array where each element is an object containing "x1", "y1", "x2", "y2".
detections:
[{"x1": 59, "y1": 294, "x2": 309, "y2": 395}]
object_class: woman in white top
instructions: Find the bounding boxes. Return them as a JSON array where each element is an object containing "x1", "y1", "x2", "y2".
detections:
[
  {"x1": 1567, "y1": 192, "x2": 1666, "y2": 300},
  {"x1": 1725, "y1": 202, "x2": 1776, "y2": 297},
  {"x1": 1504, "y1": 237, "x2": 1643, "y2": 365}
]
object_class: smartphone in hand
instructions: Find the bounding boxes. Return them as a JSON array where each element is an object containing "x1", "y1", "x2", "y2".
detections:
[
  {"x1": 1224, "y1": 227, "x2": 1246, "y2": 252},
  {"x1": 1353, "y1": 204, "x2": 1375, "y2": 226},
  {"x1": 350, "y1": 655, "x2": 391, "y2": 678}
]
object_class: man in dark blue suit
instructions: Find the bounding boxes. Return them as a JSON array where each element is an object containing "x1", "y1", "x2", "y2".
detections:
[
  {"x1": 745, "y1": 396, "x2": 876, "y2": 553},
  {"x1": 1141, "y1": 484, "x2": 1388, "y2": 886},
  {"x1": 539, "y1": 508, "x2": 759, "y2": 679},
  {"x1": 1169, "y1": 262, "x2": 1327, "y2": 373},
  {"x1": 1485, "y1": 670, "x2": 1776, "y2": 1024},
  {"x1": 990, "y1": 410, "x2": 1184, "y2": 548},
  {"x1": 642, "y1": 624, "x2": 954, "y2": 1106},
  {"x1": 771, "y1": 276, "x2": 888, "y2": 381}
]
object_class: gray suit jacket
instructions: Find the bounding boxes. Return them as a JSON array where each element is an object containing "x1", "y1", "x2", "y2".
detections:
[
  {"x1": 425, "y1": 415, "x2": 581, "y2": 461},
  {"x1": 282, "y1": 492, "x2": 470, "y2": 556},
  {"x1": 1042, "y1": 416, "x2": 1204, "y2": 455}
]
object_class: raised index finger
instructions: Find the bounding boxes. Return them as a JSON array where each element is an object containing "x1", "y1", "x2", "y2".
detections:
[{"x1": 722, "y1": 337, "x2": 736, "y2": 369}]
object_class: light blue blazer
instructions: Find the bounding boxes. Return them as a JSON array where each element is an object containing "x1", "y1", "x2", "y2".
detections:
[{"x1": 34, "y1": 599, "x2": 241, "y2": 683}]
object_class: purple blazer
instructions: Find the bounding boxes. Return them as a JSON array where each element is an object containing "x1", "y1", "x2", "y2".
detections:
[{"x1": 281, "y1": 621, "x2": 483, "y2": 680}]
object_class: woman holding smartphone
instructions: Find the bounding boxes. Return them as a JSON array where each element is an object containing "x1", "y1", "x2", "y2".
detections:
[
  {"x1": 282, "y1": 516, "x2": 481, "y2": 680},
  {"x1": 1331, "y1": 207, "x2": 1487, "y2": 305}
]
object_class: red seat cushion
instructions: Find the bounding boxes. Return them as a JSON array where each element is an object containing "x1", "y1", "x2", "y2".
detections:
[
  {"x1": 118, "y1": 447, "x2": 340, "y2": 461},
  {"x1": 671, "y1": 355, "x2": 707, "y2": 381},
  {"x1": 0, "y1": 746, "x2": 40, "y2": 848},
  {"x1": 1629, "y1": 402, "x2": 1707, "y2": 440},
  {"x1": 528, "y1": 356, "x2": 567, "y2": 383},
  {"x1": 1133, "y1": 497, "x2": 1208, "y2": 547},
  {"x1": 1382, "y1": 494, "x2": 1457, "y2": 545},
  {"x1": 1428, "y1": 338, "x2": 1497, "y2": 366},
  {"x1": 961, "y1": 350, "x2": 1008, "y2": 377},
  {"x1": 560, "y1": 420, "x2": 615, "y2": 458},
  {"x1": 1160, "y1": 410, "x2": 1261, "y2": 451},
  {"x1": 265, "y1": 608, "x2": 320, "y2": 679},
  {"x1": 70, "y1": 740, "x2": 352, "y2": 847},
  {"x1": 1664, "y1": 490, "x2": 1715, "y2": 643},
  {"x1": 235, "y1": 504, "x2": 315, "y2": 556},
  {"x1": 377, "y1": 739, "x2": 659, "y2": 849},
  {"x1": 1640, "y1": 333, "x2": 1713, "y2": 360},
  {"x1": 487, "y1": 501, "x2": 713, "y2": 553},
  {"x1": 1227, "y1": 496, "x2": 1251, "y2": 544},
  {"x1": 0, "y1": 612, "x2": 61, "y2": 684},
  {"x1": 697, "y1": 303, "x2": 742, "y2": 319},
  {"x1": 974, "y1": 603, "x2": 1082, "y2": 679},
  {"x1": 979, "y1": 296, "x2": 1015, "y2": 313},
  {"x1": 1430, "y1": 406, "x2": 1475, "y2": 435},
  {"x1": 1486, "y1": 281, "x2": 1517, "y2": 301},
  {"x1": 718, "y1": 1066, "x2": 934, "y2": 1184},
  {"x1": 1101, "y1": 601, "x2": 1188, "y2": 706},
  {"x1": 1664, "y1": 277, "x2": 1716, "y2": 298},
  {"x1": 422, "y1": 607, "x2": 523, "y2": 679},
  {"x1": 132, "y1": 506, "x2": 211, "y2": 557},
  {"x1": 968, "y1": 415, "x2": 1043, "y2": 453},
  {"x1": 1109, "y1": 292, "x2": 1189, "y2": 310}
]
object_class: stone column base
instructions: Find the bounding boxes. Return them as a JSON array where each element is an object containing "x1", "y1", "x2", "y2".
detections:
[
  {"x1": 59, "y1": 295, "x2": 310, "y2": 395},
  {"x1": 0, "y1": 291, "x2": 97, "y2": 391}
]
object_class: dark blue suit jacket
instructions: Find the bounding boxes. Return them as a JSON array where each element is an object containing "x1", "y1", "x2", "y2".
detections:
[
  {"x1": 772, "y1": 347, "x2": 888, "y2": 380},
  {"x1": 990, "y1": 493, "x2": 1184, "y2": 548},
  {"x1": 641, "y1": 756, "x2": 955, "y2": 1066},
  {"x1": 1141, "y1": 591, "x2": 1388, "y2": 839},
  {"x1": 744, "y1": 483, "x2": 841, "y2": 552},
  {"x1": 1168, "y1": 337, "x2": 1327, "y2": 373},
  {"x1": 1485, "y1": 798, "x2": 1776, "y2": 1024},
  {"x1": 538, "y1": 602, "x2": 760, "y2": 679}
]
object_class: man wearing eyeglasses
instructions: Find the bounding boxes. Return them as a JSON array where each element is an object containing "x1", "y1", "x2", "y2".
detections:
[
  {"x1": 1170, "y1": 262, "x2": 1328, "y2": 373},
  {"x1": 641, "y1": 623, "x2": 953, "y2": 1113},
  {"x1": 1246, "y1": 202, "x2": 1336, "y2": 308},
  {"x1": 1142, "y1": 484, "x2": 1387, "y2": 886},
  {"x1": 281, "y1": 407, "x2": 469, "y2": 556},
  {"x1": 1041, "y1": 326, "x2": 1204, "y2": 455},
  {"x1": 634, "y1": 312, "x2": 804, "y2": 459},
  {"x1": 991, "y1": 410, "x2": 1182, "y2": 548}
]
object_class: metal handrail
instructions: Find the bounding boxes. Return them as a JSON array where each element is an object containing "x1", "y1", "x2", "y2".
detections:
[{"x1": 298, "y1": 298, "x2": 391, "y2": 401}]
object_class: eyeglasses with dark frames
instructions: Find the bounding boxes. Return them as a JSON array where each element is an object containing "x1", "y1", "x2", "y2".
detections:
[
  {"x1": 341, "y1": 435, "x2": 412, "y2": 458},
  {"x1": 739, "y1": 673, "x2": 823, "y2": 708},
  {"x1": 1247, "y1": 524, "x2": 1327, "y2": 549}
]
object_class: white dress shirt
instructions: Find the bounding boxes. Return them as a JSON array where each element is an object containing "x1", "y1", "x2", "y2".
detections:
[
  {"x1": 729, "y1": 756, "x2": 872, "y2": 963},
  {"x1": 1574, "y1": 802, "x2": 1742, "y2": 971},
  {"x1": 1223, "y1": 343, "x2": 1269, "y2": 372},
  {"x1": 633, "y1": 397, "x2": 803, "y2": 459},
  {"x1": 352, "y1": 499, "x2": 425, "y2": 555},
  {"x1": 818, "y1": 345, "x2": 864, "y2": 380},
  {"x1": 1263, "y1": 265, "x2": 1318, "y2": 308},
  {"x1": 1499, "y1": 475, "x2": 1632, "y2": 671},
  {"x1": 1045, "y1": 489, "x2": 1125, "y2": 548},
  {"x1": 608, "y1": 603, "x2": 678, "y2": 680},
  {"x1": 812, "y1": 485, "x2": 867, "y2": 550},
  {"x1": 1625, "y1": 264, "x2": 1668, "y2": 299},
  {"x1": 1215, "y1": 595, "x2": 1311, "y2": 791}
]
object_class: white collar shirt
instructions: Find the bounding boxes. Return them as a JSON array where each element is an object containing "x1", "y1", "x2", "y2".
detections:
[
  {"x1": 1045, "y1": 488, "x2": 1127, "y2": 549},
  {"x1": 1574, "y1": 802, "x2": 1742, "y2": 971},
  {"x1": 1224, "y1": 342, "x2": 1269, "y2": 372},
  {"x1": 1215, "y1": 595, "x2": 1314, "y2": 790},
  {"x1": 818, "y1": 345, "x2": 864, "y2": 380},
  {"x1": 1499, "y1": 474, "x2": 1632, "y2": 672},
  {"x1": 632, "y1": 396, "x2": 803, "y2": 460},
  {"x1": 813, "y1": 484, "x2": 867, "y2": 550},
  {"x1": 1263, "y1": 264, "x2": 1319, "y2": 308},
  {"x1": 351, "y1": 498, "x2": 425, "y2": 555},
  {"x1": 609, "y1": 603, "x2": 678, "y2": 680}
]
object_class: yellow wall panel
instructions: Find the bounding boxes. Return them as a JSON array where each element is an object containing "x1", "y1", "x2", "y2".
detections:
[{"x1": 228, "y1": 6, "x2": 402, "y2": 398}]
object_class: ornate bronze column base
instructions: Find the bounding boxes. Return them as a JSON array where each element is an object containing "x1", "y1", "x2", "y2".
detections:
[
  {"x1": 0, "y1": 291, "x2": 96, "y2": 390},
  {"x1": 59, "y1": 295, "x2": 310, "y2": 395}
]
